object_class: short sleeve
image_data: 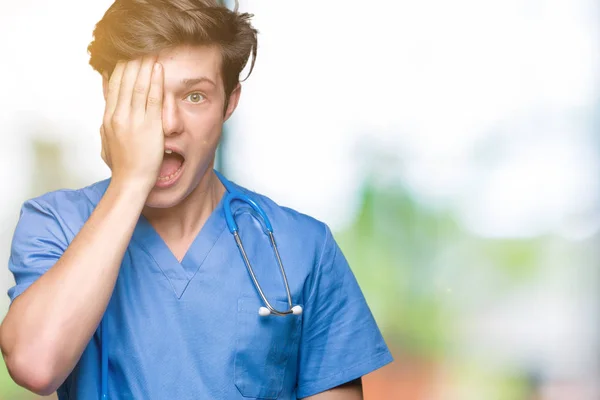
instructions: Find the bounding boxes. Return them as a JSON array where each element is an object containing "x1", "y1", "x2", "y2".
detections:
[
  {"x1": 7, "y1": 199, "x2": 69, "y2": 302},
  {"x1": 296, "y1": 225, "x2": 393, "y2": 398}
]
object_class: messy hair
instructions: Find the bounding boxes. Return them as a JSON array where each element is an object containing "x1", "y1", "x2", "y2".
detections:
[{"x1": 87, "y1": 0, "x2": 257, "y2": 102}]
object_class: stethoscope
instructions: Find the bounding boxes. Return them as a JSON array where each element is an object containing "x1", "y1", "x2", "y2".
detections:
[{"x1": 99, "y1": 170, "x2": 302, "y2": 399}]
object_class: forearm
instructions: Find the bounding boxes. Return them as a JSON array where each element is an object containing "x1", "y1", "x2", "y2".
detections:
[
  {"x1": 301, "y1": 378, "x2": 363, "y2": 400},
  {"x1": 0, "y1": 181, "x2": 148, "y2": 394}
]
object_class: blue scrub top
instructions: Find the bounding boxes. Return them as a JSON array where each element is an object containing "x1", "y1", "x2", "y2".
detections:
[{"x1": 7, "y1": 172, "x2": 393, "y2": 399}]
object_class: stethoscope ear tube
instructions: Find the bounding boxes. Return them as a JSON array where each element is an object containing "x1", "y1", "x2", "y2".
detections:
[
  {"x1": 258, "y1": 305, "x2": 303, "y2": 316},
  {"x1": 223, "y1": 192, "x2": 273, "y2": 234}
]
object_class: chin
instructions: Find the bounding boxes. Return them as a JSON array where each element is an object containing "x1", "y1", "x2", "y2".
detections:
[
  {"x1": 144, "y1": 189, "x2": 187, "y2": 209},
  {"x1": 144, "y1": 169, "x2": 204, "y2": 209},
  {"x1": 143, "y1": 160, "x2": 214, "y2": 209},
  {"x1": 144, "y1": 178, "x2": 191, "y2": 209}
]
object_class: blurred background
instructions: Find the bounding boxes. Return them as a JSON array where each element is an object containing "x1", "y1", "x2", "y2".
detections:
[{"x1": 1, "y1": 0, "x2": 599, "y2": 398}]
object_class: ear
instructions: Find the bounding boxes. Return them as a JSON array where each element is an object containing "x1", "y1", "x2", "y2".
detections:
[
  {"x1": 102, "y1": 73, "x2": 109, "y2": 101},
  {"x1": 223, "y1": 83, "x2": 242, "y2": 122}
]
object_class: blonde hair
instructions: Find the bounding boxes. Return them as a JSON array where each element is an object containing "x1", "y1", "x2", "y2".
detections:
[{"x1": 88, "y1": 0, "x2": 258, "y2": 100}]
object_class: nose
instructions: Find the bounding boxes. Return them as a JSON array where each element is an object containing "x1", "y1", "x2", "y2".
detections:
[{"x1": 162, "y1": 97, "x2": 183, "y2": 137}]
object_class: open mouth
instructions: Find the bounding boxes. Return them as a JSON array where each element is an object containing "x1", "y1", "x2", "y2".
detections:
[{"x1": 158, "y1": 149, "x2": 185, "y2": 183}]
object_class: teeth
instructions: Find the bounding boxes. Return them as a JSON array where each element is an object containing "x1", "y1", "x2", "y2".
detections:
[
  {"x1": 165, "y1": 149, "x2": 173, "y2": 154},
  {"x1": 157, "y1": 165, "x2": 183, "y2": 181}
]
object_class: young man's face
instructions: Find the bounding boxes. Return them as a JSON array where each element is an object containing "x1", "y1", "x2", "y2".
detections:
[{"x1": 104, "y1": 44, "x2": 240, "y2": 208}]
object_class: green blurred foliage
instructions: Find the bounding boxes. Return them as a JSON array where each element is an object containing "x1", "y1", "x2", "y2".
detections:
[
  {"x1": 335, "y1": 182, "x2": 459, "y2": 358},
  {"x1": 335, "y1": 179, "x2": 547, "y2": 398}
]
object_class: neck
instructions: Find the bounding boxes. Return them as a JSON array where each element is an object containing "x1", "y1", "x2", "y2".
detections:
[{"x1": 142, "y1": 166, "x2": 226, "y2": 240}]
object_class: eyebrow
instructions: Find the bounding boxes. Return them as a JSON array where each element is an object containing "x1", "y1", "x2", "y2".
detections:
[{"x1": 180, "y1": 77, "x2": 216, "y2": 88}]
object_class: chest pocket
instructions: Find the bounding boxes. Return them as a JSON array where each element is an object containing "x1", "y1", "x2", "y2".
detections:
[{"x1": 234, "y1": 297, "x2": 302, "y2": 399}]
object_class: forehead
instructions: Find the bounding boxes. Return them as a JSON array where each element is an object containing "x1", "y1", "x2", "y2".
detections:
[{"x1": 157, "y1": 45, "x2": 222, "y2": 88}]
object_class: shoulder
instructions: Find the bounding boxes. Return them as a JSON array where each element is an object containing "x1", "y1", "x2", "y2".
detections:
[
  {"x1": 26, "y1": 179, "x2": 109, "y2": 208},
  {"x1": 17, "y1": 179, "x2": 111, "y2": 230},
  {"x1": 229, "y1": 179, "x2": 332, "y2": 252}
]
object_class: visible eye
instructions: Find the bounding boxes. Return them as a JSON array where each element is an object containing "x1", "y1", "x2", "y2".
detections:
[{"x1": 185, "y1": 92, "x2": 205, "y2": 103}]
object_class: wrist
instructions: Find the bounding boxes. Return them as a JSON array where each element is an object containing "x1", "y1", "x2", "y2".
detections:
[{"x1": 106, "y1": 178, "x2": 152, "y2": 206}]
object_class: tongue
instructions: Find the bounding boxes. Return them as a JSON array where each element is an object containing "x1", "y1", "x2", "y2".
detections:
[{"x1": 159, "y1": 153, "x2": 183, "y2": 177}]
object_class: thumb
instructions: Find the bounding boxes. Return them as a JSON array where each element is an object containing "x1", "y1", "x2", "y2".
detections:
[{"x1": 100, "y1": 125, "x2": 110, "y2": 167}]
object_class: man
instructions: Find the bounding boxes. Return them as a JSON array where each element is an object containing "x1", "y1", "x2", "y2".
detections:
[{"x1": 0, "y1": 1, "x2": 393, "y2": 398}]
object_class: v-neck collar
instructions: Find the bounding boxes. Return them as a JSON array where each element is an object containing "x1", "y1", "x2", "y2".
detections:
[{"x1": 130, "y1": 171, "x2": 234, "y2": 299}]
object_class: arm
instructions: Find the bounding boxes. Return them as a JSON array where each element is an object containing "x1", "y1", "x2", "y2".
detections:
[
  {"x1": 296, "y1": 225, "x2": 393, "y2": 398},
  {"x1": 0, "y1": 184, "x2": 148, "y2": 395},
  {"x1": 0, "y1": 57, "x2": 165, "y2": 395},
  {"x1": 301, "y1": 378, "x2": 363, "y2": 400}
]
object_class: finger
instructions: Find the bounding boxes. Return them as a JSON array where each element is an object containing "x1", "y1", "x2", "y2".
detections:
[
  {"x1": 115, "y1": 58, "x2": 142, "y2": 117},
  {"x1": 131, "y1": 55, "x2": 157, "y2": 116},
  {"x1": 104, "y1": 62, "x2": 126, "y2": 122},
  {"x1": 146, "y1": 63, "x2": 164, "y2": 119}
]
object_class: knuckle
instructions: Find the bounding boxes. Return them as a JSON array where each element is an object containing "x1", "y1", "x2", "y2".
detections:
[
  {"x1": 111, "y1": 113, "x2": 128, "y2": 128},
  {"x1": 147, "y1": 95, "x2": 161, "y2": 107},
  {"x1": 133, "y1": 84, "x2": 147, "y2": 95}
]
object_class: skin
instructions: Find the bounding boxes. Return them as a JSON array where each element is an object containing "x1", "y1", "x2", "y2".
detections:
[
  {"x1": 101, "y1": 45, "x2": 237, "y2": 259},
  {"x1": 0, "y1": 44, "x2": 362, "y2": 398},
  {"x1": 304, "y1": 379, "x2": 363, "y2": 400}
]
